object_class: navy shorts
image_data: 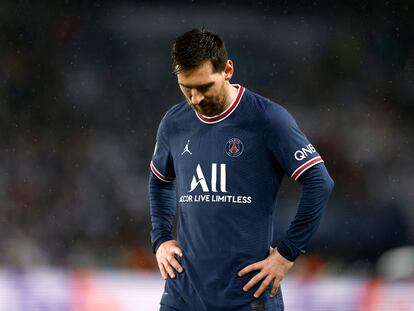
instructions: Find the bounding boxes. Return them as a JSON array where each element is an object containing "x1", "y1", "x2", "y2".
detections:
[{"x1": 159, "y1": 287, "x2": 284, "y2": 311}]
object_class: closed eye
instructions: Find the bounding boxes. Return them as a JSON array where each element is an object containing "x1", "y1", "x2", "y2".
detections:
[
  {"x1": 197, "y1": 85, "x2": 211, "y2": 92},
  {"x1": 180, "y1": 82, "x2": 214, "y2": 92}
]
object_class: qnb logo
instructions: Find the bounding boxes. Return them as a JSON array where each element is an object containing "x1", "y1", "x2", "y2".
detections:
[
  {"x1": 188, "y1": 163, "x2": 227, "y2": 193},
  {"x1": 294, "y1": 144, "x2": 317, "y2": 161}
]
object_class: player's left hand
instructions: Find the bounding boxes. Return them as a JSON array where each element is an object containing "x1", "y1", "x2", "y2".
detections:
[{"x1": 238, "y1": 246, "x2": 294, "y2": 298}]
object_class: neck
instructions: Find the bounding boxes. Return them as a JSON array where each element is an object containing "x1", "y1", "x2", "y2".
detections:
[{"x1": 223, "y1": 82, "x2": 238, "y2": 111}]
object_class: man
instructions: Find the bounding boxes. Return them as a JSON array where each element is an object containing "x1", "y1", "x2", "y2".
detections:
[{"x1": 149, "y1": 28, "x2": 334, "y2": 311}]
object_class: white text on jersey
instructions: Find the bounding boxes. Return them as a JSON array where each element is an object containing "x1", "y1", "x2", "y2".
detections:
[
  {"x1": 294, "y1": 144, "x2": 316, "y2": 161},
  {"x1": 188, "y1": 163, "x2": 227, "y2": 193}
]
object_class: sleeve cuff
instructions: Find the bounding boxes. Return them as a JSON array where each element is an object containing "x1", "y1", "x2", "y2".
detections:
[
  {"x1": 277, "y1": 240, "x2": 305, "y2": 262},
  {"x1": 152, "y1": 236, "x2": 173, "y2": 254}
]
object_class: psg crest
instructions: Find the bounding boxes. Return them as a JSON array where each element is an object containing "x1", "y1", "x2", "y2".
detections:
[{"x1": 225, "y1": 138, "x2": 244, "y2": 157}]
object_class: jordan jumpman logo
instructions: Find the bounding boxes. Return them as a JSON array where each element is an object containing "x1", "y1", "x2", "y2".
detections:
[{"x1": 181, "y1": 140, "x2": 192, "y2": 155}]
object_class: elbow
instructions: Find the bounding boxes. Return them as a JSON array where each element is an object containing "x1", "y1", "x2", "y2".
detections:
[
  {"x1": 316, "y1": 163, "x2": 334, "y2": 196},
  {"x1": 322, "y1": 173, "x2": 334, "y2": 197},
  {"x1": 301, "y1": 163, "x2": 334, "y2": 198}
]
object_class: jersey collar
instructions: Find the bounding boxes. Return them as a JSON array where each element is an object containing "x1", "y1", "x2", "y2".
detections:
[{"x1": 195, "y1": 84, "x2": 245, "y2": 124}]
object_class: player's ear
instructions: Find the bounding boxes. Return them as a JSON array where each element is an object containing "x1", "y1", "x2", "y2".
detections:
[{"x1": 224, "y1": 60, "x2": 234, "y2": 81}]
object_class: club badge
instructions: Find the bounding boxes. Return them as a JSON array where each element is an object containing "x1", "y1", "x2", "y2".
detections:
[{"x1": 225, "y1": 138, "x2": 244, "y2": 157}]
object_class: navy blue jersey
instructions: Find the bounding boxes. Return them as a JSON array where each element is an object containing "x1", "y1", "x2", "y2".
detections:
[{"x1": 150, "y1": 85, "x2": 324, "y2": 310}]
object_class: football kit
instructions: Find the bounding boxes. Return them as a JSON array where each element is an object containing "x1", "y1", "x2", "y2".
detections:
[{"x1": 149, "y1": 85, "x2": 333, "y2": 311}]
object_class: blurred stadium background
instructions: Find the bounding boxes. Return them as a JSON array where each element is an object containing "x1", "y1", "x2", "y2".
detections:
[{"x1": 0, "y1": 1, "x2": 413, "y2": 310}]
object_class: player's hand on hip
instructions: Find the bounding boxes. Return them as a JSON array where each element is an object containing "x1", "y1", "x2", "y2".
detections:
[
  {"x1": 156, "y1": 240, "x2": 184, "y2": 280},
  {"x1": 238, "y1": 246, "x2": 293, "y2": 298}
]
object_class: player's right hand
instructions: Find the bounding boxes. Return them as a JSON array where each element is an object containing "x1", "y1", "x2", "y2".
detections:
[{"x1": 156, "y1": 240, "x2": 184, "y2": 280}]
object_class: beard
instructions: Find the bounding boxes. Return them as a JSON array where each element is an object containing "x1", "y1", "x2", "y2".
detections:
[
  {"x1": 188, "y1": 99, "x2": 225, "y2": 117},
  {"x1": 185, "y1": 85, "x2": 227, "y2": 117}
]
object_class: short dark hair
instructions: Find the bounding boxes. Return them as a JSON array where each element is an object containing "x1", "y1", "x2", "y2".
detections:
[{"x1": 171, "y1": 28, "x2": 228, "y2": 74}]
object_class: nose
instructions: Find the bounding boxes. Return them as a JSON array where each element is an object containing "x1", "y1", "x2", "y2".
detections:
[{"x1": 190, "y1": 89, "x2": 205, "y2": 105}]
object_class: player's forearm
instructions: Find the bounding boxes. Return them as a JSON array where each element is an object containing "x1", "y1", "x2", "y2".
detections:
[
  {"x1": 277, "y1": 163, "x2": 334, "y2": 261},
  {"x1": 149, "y1": 172, "x2": 177, "y2": 254}
]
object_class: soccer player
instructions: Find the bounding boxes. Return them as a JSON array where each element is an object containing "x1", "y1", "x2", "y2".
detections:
[{"x1": 149, "y1": 28, "x2": 334, "y2": 311}]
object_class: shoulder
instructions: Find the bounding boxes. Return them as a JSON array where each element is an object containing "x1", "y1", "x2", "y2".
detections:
[
  {"x1": 157, "y1": 101, "x2": 191, "y2": 130},
  {"x1": 163, "y1": 101, "x2": 190, "y2": 121},
  {"x1": 243, "y1": 88, "x2": 295, "y2": 127}
]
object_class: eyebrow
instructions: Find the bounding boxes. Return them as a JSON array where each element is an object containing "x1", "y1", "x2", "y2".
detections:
[{"x1": 179, "y1": 82, "x2": 214, "y2": 89}]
